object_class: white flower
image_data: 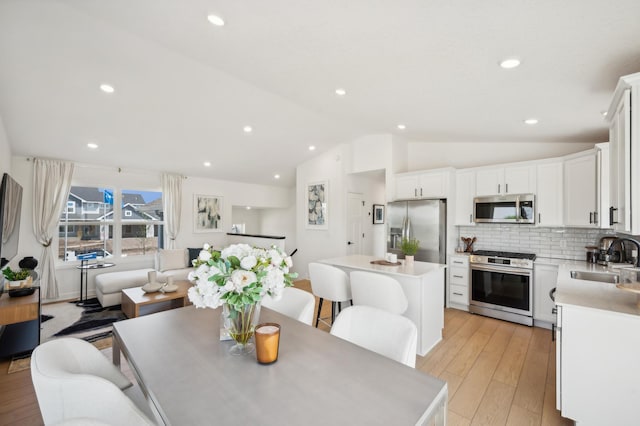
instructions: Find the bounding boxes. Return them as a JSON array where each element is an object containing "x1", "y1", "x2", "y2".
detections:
[
  {"x1": 221, "y1": 243, "x2": 253, "y2": 260},
  {"x1": 284, "y1": 256, "x2": 293, "y2": 268},
  {"x1": 198, "y1": 250, "x2": 212, "y2": 262},
  {"x1": 231, "y1": 269, "x2": 257, "y2": 292},
  {"x1": 268, "y1": 249, "x2": 283, "y2": 266},
  {"x1": 203, "y1": 243, "x2": 210, "y2": 250},
  {"x1": 240, "y1": 255, "x2": 257, "y2": 270}
]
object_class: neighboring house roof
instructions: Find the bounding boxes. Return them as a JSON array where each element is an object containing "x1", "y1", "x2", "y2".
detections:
[
  {"x1": 122, "y1": 193, "x2": 145, "y2": 205},
  {"x1": 70, "y1": 186, "x2": 105, "y2": 203}
]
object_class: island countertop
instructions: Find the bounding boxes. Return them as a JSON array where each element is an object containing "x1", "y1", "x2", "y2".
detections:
[{"x1": 319, "y1": 255, "x2": 446, "y2": 278}]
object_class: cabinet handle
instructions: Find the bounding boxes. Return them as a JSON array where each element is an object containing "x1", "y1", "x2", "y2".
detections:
[
  {"x1": 589, "y1": 212, "x2": 593, "y2": 224},
  {"x1": 593, "y1": 211, "x2": 598, "y2": 224},
  {"x1": 420, "y1": 188, "x2": 423, "y2": 197},
  {"x1": 610, "y1": 206, "x2": 618, "y2": 225},
  {"x1": 453, "y1": 275, "x2": 464, "y2": 278},
  {"x1": 498, "y1": 184, "x2": 501, "y2": 194},
  {"x1": 414, "y1": 188, "x2": 417, "y2": 197},
  {"x1": 505, "y1": 183, "x2": 508, "y2": 193},
  {"x1": 469, "y1": 214, "x2": 472, "y2": 223},
  {"x1": 453, "y1": 292, "x2": 463, "y2": 296},
  {"x1": 452, "y1": 261, "x2": 463, "y2": 264}
]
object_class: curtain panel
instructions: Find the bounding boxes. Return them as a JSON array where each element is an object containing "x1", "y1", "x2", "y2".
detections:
[{"x1": 161, "y1": 173, "x2": 182, "y2": 249}]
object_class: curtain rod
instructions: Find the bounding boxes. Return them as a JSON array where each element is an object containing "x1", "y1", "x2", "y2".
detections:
[{"x1": 24, "y1": 157, "x2": 187, "y2": 179}]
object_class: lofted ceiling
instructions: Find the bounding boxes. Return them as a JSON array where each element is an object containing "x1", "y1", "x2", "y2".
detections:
[{"x1": 0, "y1": 0, "x2": 639, "y2": 187}]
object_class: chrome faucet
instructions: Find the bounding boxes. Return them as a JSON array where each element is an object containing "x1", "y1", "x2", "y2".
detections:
[{"x1": 607, "y1": 237, "x2": 640, "y2": 266}]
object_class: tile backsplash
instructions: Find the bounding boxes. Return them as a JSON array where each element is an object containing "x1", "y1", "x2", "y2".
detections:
[{"x1": 457, "y1": 225, "x2": 616, "y2": 260}]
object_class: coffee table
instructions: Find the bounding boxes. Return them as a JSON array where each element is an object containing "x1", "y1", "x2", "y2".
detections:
[{"x1": 121, "y1": 280, "x2": 192, "y2": 318}]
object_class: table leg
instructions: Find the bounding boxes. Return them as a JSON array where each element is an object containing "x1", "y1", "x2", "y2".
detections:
[{"x1": 112, "y1": 332, "x2": 121, "y2": 367}]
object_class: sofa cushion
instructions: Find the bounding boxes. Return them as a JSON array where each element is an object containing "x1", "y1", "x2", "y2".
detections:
[
  {"x1": 156, "y1": 249, "x2": 188, "y2": 272},
  {"x1": 95, "y1": 269, "x2": 154, "y2": 295}
]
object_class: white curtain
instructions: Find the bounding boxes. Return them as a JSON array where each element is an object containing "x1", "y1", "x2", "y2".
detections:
[
  {"x1": 32, "y1": 159, "x2": 74, "y2": 299},
  {"x1": 162, "y1": 173, "x2": 182, "y2": 249}
]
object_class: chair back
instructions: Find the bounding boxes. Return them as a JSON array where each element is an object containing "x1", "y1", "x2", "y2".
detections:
[
  {"x1": 349, "y1": 271, "x2": 408, "y2": 314},
  {"x1": 330, "y1": 305, "x2": 417, "y2": 368},
  {"x1": 308, "y1": 263, "x2": 351, "y2": 302},
  {"x1": 261, "y1": 287, "x2": 316, "y2": 325},
  {"x1": 30, "y1": 338, "x2": 155, "y2": 425}
]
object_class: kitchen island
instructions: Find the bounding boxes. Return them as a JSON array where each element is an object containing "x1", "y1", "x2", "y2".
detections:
[
  {"x1": 555, "y1": 262, "x2": 640, "y2": 425},
  {"x1": 320, "y1": 255, "x2": 446, "y2": 356}
]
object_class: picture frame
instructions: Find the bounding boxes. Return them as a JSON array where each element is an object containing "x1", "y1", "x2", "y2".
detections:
[
  {"x1": 373, "y1": 204, "x2": 385, "y2": 224},
  {"x1": 306, "y1": 180, "x2": 328, "y2": 230},
  {"x1": 194, "y1": 194, "x2": 223, "y2": 232}
]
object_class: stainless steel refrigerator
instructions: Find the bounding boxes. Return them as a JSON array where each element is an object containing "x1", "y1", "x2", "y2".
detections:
[{"x1": 387, "y1": 199, "x2": 446, "y2": 264}]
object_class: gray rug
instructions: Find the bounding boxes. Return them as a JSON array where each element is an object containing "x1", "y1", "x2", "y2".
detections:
[{"x1": 53, "y1": 298, "x2": 125, "y2": 337}]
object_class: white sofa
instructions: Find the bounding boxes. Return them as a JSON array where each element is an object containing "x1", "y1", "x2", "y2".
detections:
[{"x1": 95, "y1": 249, "x2": 195, "y2": 307}]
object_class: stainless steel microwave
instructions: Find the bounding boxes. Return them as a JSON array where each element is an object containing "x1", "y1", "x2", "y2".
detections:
[{"x1": 473, "y1": 194, "x2": 535, "y2": 224}]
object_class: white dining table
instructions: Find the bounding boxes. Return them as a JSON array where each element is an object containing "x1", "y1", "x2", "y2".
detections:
[{"x1": 112, "y1": 305, "x2": 447, "y2": 425}]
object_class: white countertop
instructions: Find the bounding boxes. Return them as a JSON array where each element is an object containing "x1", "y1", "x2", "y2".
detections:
[
  {"x1": 555, "y1": 262, "x2": 640, "y2": 317},
  {"x1": 320, "y1": 255, "x2": 446, "y2": 278}
]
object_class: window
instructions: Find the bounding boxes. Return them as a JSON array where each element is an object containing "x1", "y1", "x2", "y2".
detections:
[{"x1": 58, "y1": 186, "x2": 163, "y2": 261}]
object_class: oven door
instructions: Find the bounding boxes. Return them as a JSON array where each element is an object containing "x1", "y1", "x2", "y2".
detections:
[{"x1": 470, "y1": 263, "x2": 533, "y2": 316}]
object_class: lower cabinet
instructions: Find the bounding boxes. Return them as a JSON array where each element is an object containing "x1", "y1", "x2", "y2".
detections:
[
  {"x1": 533, "y1": 263, "x2": 558, "y2": 326},
  {"x1": 448, "y1": 255, "x2": 469, "y2": 310}
]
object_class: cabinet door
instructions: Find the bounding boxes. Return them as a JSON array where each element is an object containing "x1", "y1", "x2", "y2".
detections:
[
  {"x1": 395, "y1": 175, "x2": 419, "y2": 200},
  {"x1": 455, "y1": 170, "x2": 475, "y2": 225},
  {"x1": 475, "y1": 168, "x2": 503, "y2": 196},
  {"x1": 609, "y1": 89, "x2": 631, "y2": 231},
  {"x1": 418, "y1": 172, "x2": 447, "y2": 198},
  {"x1": 536, "y1": 162, "x2": 563, "y2": 226},
  {"x1": 504, "y1": 165, "x2": 536, "y2": 194},
  {"x1": 564, "y1": 154, "x2": 597, "y2": 227},
  {"x1": 533, "y1": 264, "x2": 558, "y2": 323}
]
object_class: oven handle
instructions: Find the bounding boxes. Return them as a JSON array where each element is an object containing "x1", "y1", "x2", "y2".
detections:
[{"x1": 470, "y1": 263, "x2": 532, "y2": 277}]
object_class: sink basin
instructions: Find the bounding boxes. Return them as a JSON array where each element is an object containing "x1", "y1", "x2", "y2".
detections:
[{"x1": 570, "y1": 270, "x2": 620, "y2": 284}]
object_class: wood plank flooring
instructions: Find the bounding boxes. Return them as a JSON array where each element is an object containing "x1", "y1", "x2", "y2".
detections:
[{"x1": 0, "y1": 282, "x2": 573, "y2": 425}]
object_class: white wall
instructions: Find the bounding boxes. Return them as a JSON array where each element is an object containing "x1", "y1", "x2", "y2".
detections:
[
  {"x1": 0, "y1": 115, "x2": 11, "y2": 175},
  {"x1": 231, "y1": 206, "x2": 261, "y2": 234},
  {"x1": 11, "y1": 156, "x2": 295, "y2": 301},
  {"x1": 407, "y1": 141, "x2": 596, "y2": 171}
]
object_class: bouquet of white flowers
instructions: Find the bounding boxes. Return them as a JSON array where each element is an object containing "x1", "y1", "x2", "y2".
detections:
[{"x1": 187, "y1": 243, "x2": 298, "y2": 312}]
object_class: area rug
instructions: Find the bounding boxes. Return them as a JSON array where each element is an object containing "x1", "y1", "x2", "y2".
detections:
[
  {"x1": 7, "y1": 332, "x2": 113, "y2": 374},
  {"x1": 53, "y1": 299, "x2": 125, "y2": 337}
]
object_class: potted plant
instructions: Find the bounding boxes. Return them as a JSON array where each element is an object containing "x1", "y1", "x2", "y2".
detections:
[
  {"x1": 2, "y1": 267, "x2": 32, "y2": 289},
  {"x1": 401, "y1": 237, "x2": 420, "y2": 264}
]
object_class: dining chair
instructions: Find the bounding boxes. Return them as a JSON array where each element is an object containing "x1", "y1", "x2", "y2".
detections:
[
  {"x1": 330, "y1": 305, "x2": 417, "y2": 368},
  {"x1": 261, "y1": 286, "x2": 316, "y2": 325},
  {"x1": 349, "y1": 270, "x2": 409, "y2": 315},
  {"x1": 308, "y1": 262, "x2": 352, "y2": 328},
  {"x1": 30, "y1": 338, "x2": 155, "y2": 425}
]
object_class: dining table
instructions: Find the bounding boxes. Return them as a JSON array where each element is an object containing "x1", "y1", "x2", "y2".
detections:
[{"x1": 112, "y1": 305, "x2": 447, "y2": 425}]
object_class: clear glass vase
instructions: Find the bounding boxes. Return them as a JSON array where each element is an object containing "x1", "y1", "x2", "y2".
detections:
[{"x1": 222, "y1": 302, "x2": 261, "y2": 355}]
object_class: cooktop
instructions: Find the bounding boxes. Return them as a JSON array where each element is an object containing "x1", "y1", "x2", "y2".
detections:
[{"x1": 471, "y1": 250, "x2": 537, "y2": 261}]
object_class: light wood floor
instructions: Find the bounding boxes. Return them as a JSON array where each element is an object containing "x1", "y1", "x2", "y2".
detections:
[{"x1": 0, "y1": 282, "x2": 573, "y2": 425}]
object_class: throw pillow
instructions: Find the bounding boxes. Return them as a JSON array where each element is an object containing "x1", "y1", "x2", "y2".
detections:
[
  {"x1": 157, "y1": 249, "x2": 188, "y2": 272},
  {"x1": 188, "y1": 247, "x2": 201, "y2": 266}
]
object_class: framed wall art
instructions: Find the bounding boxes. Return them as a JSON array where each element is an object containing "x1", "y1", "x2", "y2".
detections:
[
  {"x1": 194, "y1": 194, "x2": 223, "y2": 232},
  {"x1": 373, "y1": 204, "x2": 385, "y2": 224},
  {"x1": 306, "y1": 180, "x2": 328, "y2": 230}
]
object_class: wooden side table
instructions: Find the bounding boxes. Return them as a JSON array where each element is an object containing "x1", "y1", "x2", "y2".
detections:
[{"x1": 121, "y1": 280, "x2": 192, "y2": 318}]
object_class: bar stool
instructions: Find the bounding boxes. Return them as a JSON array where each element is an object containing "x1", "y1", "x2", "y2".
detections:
[
  {"x1": 350, "y1": 270, "x2": 408, "y2": 315},
  {"x1": 308, "y1": 262, "x2": 352, "y2": 328}
]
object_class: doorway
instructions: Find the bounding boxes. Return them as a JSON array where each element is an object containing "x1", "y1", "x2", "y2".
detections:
[{"x1": 347, "y1": 192, "x2": 363, "y2": 255}]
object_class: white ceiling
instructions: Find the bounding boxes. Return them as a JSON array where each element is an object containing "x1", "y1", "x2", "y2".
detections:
[{"x1": 1, "y1": 0, "x2": 639, "y2": 187}]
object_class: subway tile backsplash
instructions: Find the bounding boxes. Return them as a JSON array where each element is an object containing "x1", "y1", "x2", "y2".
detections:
[{"x1": 457, "y1": 225, "x2": 616, "y2": 260}]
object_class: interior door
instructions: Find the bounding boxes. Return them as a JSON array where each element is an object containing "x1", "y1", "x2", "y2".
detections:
[{"x1": 346, "y1": 193, "x2": 363, "y2": 255}]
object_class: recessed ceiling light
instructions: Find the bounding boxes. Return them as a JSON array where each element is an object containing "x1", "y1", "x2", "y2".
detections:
[
  {"x1": 203, "y1": 161, "x2": 211, "y2": 167},
  {"x1": 335, "y1": 88, "x2": 347, "y2": 96},
  {"x1": 99, "y1": 84, "x2": 114, "y2": 93},
  {"x1": 601, "y1": 110, "x2": 608, "y2": 117},
  {"x1": 246, "y1": 206, "x2": 251, "y2": 210},
  {"x1": 397, "y1": 124, "x2": 406, "y2": 130},
  {"x1": 87, "y1": 142, "x2": 99, "y2": 149},
  {"x1": 274, "y1": 174, "x2": 280, "y2": 179},
  {"x1": 207, "y1": 15, "x2": 225, "y2": 26},
  {"x1": 524, "y1": 118, "x2": 539, "y2": 125},
  {"x1": 308, "y1": 145, "x2": 316, "y2": 151},
  {"x1": 499, "y1": 58, "x2": 521, "y2": 69},
  {"x1": 243, "y1": 125, "x2": 252, "y2": 133}
]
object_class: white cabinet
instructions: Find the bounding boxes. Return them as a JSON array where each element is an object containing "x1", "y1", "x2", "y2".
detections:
[
  {"x1": 394, "y1": 169, "x2": 451, "y2": 200},
  {"x1": 533, "y1": 263, "x2": 558, "y2": 324},
  {"x1": 475, "y1": 164, "x2": 536, "y2": 196},
  {"x1": 454, "y1": 170, "x2": 475, "y2": 225},
  {"x1": 448, "y1": 255, "x2": 469, "y2": 310},
  {"x1": 563, "y1": 151, "x2": 598, "y2": 227},
  {"x1": 535, "y1": 162, "x2": 563, "y2": 226},
  {"x1": 607, "y1": 72, "x2": 640, "y2": 234}
]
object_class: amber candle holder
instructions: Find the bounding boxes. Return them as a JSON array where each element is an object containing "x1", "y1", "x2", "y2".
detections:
[{"x1": 255, "y1": 323, "x2": 281, "y2": 364}]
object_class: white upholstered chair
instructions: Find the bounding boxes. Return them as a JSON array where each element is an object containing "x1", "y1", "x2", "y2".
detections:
[
  {"x1": 30, "y1": 338, "x2": 155, "y2": 425},
  {"x1": 261, "y1": 287, "x2": 316, "y2": 325},
  {"x1": 330, "y1": 305, "x2": 417, "y2": 368},
  {"x1": 308, "y1": 262, "x2": 352, "y2": 327},
  {"x1": 349, "y1": 270, "x2": 409, "y2": 315}
]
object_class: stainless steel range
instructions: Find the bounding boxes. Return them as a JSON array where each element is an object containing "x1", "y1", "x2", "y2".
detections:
[{"x1": 469, "y1": 250, "x2": 536, "y2": 326}]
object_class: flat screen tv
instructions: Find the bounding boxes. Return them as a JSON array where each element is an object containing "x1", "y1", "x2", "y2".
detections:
[{"x1": 0, "y1": 173, "x2": 23, "y2": 269}]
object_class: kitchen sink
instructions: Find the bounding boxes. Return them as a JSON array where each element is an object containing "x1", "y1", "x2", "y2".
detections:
[{"x1": 570, "y1": 270, "x2": 620, "y2": 284}]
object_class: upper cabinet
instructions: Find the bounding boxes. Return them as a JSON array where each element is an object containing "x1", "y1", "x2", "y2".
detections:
[
  {"x1": 394, "y1": 168, "x2": 452, "y2": 200},
  {"x1": 607, "y1": 72, "x2": 640, "y2": 234},
  {"x1": 563, "y1": 147, "x2": 609, "y2": 229},
  {"x1": 475, "y1": 164, "x2": 536, "y2": 196},
  {"x1": 536, "y1": 161, "x2": 563, "y2": 226},
  {"x1": 455, "y1": 170, "x2": 475, "y2": 225}
]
